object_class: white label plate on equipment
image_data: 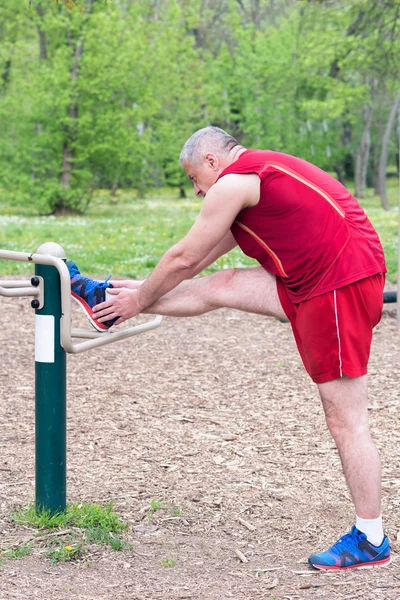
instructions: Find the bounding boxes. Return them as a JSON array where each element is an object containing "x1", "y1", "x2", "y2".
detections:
[{"x1": 35, "y1": 315, "x2": 55, "y2": 363}]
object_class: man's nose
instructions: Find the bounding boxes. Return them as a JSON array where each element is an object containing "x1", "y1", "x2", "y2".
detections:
[{"x1": 194, "y1": 184, "x2": 202, "y2": 197}]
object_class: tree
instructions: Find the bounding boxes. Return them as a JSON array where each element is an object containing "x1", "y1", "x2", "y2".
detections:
[{"x1": 1, "y1": 0, "x2": 399, "y2": 213}]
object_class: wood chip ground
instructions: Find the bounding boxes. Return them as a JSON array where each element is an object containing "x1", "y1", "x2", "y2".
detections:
[{"x1": 0, "y1": 281, "x2": 399, "y2": 599}]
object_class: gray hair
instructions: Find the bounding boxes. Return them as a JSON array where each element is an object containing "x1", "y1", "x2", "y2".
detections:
[{"x1": 180, "y1": 126, "x2": 242, "y2": 166}]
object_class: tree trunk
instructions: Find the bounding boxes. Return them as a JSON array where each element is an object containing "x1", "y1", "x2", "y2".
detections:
[
  {"x1": 36, "y1": 4, "x2": 47, "y2": 60},
  {"x1": 378, "y1": 91, "x2": 400, "y2": 210},
  {"x1": 329, "y1": 9, "x2": 366, "y2": 79},
  {"x1": 32, "y1": 3, "x2": 48, "y2": 181},
  {"x1": 57, "y1": 0, "x2": 93, "y2": 213},
  {"x1": 1, "y1": 59, "x2": 11, "y2": 87},
  {"x1": 354, "y1": 79, "x2": 376, "y2": 198},
  {"x1": 111, "y1": 177, "x2": 119, "y2": 197},
  {"x1": 59, "y1": 145, "x2": 74, "y2": 188},
  {"x1": 58, "y1": 36, "x2": 83, "y2": 196},
  {"x1": 373, "y1": 91, "x2": 386, "y2": 194},
  {"x1": 334, "y1": 165, "x2": 345, "y2": 185}
]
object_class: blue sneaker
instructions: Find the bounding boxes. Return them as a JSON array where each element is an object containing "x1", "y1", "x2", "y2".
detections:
[
  {"x1": 67, "y1": 261, "x2": 119, "y2": 332},
  {"x1": 308, "y1": 526, "x2": 391, "y2": 571}
]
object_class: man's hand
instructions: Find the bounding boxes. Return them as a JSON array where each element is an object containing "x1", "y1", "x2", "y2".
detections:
[{"x1": 93, "y1": 287, "x2": 142, "y2": 326}]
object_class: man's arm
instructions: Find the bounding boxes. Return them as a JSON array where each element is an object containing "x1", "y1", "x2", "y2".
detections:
[
  {"x1": 109, "y1": 231, "x2": 236, "y2": 290},
  {"x1": 190, "y1": 230, "x2": 237, "y2": 276},
  {"x1": 93, "y1": 173, "x2": 257, "y2": 324}
]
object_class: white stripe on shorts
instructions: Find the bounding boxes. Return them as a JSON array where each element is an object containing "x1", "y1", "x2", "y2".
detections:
[{"x1": 333, "y1": 290, "x2": 343, "y2": 377}]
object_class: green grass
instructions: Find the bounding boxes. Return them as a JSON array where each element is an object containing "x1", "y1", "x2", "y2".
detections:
[
  {"x1": 147, "y1": 499, "x2": 168, "y2": 519},
  {"x1": 84, "y1": 526, "x2": 132, "y2": 551},
  {"x1": 0, "y1": 542, "x2": 33, "y2": 562},
  {"x1": 6, "y1": 502, "x2": 130, "y2": 565},
  {"x1": 13, "y1": 501, "x2": 126, "y2": 532},
  {"x1": 0, "y1": 179, "x2": 398, "y2": 282},
  {"x1": 161, "y1": 558, "x2": 176, "y2": 568},
  {"x1": 145, "y1": 499, "x2": 182, "y2": 522},
  {"x1": 46, "y1": 539, "x2": 84, "y2": 565}
]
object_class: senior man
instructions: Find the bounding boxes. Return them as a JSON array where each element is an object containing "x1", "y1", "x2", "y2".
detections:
[{"x1": 68, "y1": 126, "x2": 390, "y2": 570}]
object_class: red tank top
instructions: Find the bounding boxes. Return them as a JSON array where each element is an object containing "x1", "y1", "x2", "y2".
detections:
[{"x1": 218, "y1": 149, "x2": 386, "y2": 303}]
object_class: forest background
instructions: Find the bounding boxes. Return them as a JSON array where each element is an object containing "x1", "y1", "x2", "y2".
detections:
[{"x1": 0, "y1": 0, "x2": 400, "y2": 278}]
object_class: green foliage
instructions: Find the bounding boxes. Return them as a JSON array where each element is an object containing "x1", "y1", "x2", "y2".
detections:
[
  {"x1": 1, "y1": 1, "x2": 399, "y2": 214},
  {"x1": 0, "y1": 185, "x2": 397, "y2": 281},
  {"x1": 0, "y1": 2, "x2": 399, "y2": 281}
]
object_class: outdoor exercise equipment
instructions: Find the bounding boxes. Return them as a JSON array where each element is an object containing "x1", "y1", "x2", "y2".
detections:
[
  {"x1": 0, "y1": 243, "x2": 163, "y2": 514},
  {"x1": 383, "y1": 290, "x2": 397, "y2": 303}
]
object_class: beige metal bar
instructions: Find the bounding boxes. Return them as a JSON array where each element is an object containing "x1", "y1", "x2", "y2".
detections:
[
  {"x1": 71, "y1": 328, "x2": 104, "y2": 339},
  {"x1": 0, "y1": 280, "x2": 33, "y2": 288},
  {"x1": 66, "y1": 316, "x2": 163, "y2": 353},
  {"x1": 0, "y1": 285, "x2": 39, "y2": 298}
]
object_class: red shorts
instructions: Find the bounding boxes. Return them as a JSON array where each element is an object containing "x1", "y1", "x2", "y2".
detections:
[{"x1": 276, "y1": 274, "x2": 385, "y2": 384}]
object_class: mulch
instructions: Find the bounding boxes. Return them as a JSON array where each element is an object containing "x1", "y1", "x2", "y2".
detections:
[{"x1": 0, "y1": 283, "x2": 399, "y2": 599}]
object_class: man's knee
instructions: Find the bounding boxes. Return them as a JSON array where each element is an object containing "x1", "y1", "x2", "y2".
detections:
[
  {"x1": 319, "y1": 377, "x2": 370, "y2": 440},
  {"x1": 206, "y1": 269, "x2": 237, "y2": 308}
]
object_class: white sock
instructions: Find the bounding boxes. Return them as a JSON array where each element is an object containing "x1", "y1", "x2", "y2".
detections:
[{"x1": 355, "y1": 515, "x2": 384, "y2": 547}]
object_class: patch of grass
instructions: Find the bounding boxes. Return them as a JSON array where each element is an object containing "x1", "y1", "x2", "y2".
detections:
[
  {"x1": 149, "y1": 499, "x2": 167, "y2": 511},
  {"x1": 171, "y1": 505, "x2": 182, "y2": 517},
  {"x1": 147, "y1": 499, "x2": 168, "y2": 521},
  {"x1": 84, "y1": 527, "x2": 132, "y2": 551},
  {"x1": 1, "y1": 542, "x2": 33, "y2": 561},
  {"x1": 10, "y1": 501, "x2": 130, "y2": 565},
  {"x1": 13, "y1": 501, "x2": 126, "y2": 533},
  {"x1": 161, "y1": 558, "x2": 176, "y2": 568},
  {"x1": 46, "y1": 539, "x2": 84, "y2": 565},
  {"x1": 146, "y1": 500, "x2": 182, "y2": 521}
]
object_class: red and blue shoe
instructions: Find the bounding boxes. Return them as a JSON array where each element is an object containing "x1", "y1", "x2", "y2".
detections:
[
  {"x1": 67, "y1": 261, "x2": 119, "y2": 332},
  {"x1": 308, "y1": 526, "x2": 391, "y2": 571}
]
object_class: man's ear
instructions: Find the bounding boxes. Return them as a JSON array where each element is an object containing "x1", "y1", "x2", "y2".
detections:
[{"x1": 204, "y1": 152, "x2": 219, "y2": 170}]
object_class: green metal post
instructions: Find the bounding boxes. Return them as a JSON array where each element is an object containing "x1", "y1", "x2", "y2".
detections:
[{"x1": 34, "y1": 243, "x2": 67, "y2": 513}]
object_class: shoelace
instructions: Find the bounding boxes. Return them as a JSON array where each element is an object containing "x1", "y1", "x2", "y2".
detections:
[
  {"x1": 83, "y1": 274, "x2": 112, "y2": 293},
  {"x1": 330, "y1": 530, "x2": 364, "y2": 556}
]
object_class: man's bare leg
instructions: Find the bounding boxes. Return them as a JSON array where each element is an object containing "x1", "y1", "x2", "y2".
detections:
[
  {"x1": 114, "y1": 270, "x2": 380, "y2": 518},
  {"x1": 318, "y1": 375, "x2": 381, "y2": 519},
  {"x1": 113, "y1": 267, "x2": 286, "y2": 319},
  {"x1": 113, "y1": 270, "x2": 387, "y2": 554}
]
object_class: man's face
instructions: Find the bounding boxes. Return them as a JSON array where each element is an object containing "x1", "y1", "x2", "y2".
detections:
[{"x1": 182, "y1": 153, "x2": 223, "y2": 197}]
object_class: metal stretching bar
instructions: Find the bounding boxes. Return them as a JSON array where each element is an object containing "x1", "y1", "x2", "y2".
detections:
[
  {"x1": 0, "y1": 279, "x2": 33, "y2": 288},
  {"x1": 0, "y1": 247, "x2": 163, "y2": 353},
  {"x1": 0, "y1": 285, "x2": 39, "y2": 298},
  {"x1": 0, "y1": 274, "x2": 40, "y2": 298},
  {"x1": 0, "y1": 243, "x2": 163, "y2": 514},
  {"x1": 383, "y1": 290, "x2": 397, "y2": 304}
]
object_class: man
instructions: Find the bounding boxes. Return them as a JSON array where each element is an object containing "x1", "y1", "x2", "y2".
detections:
[{"x1": 69, "y1": 126, "x2": 390, "y2": 570}]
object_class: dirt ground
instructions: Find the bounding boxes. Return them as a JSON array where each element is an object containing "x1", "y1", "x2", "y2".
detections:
[{"x1": 1, "y1": 281, "x2": 400, "y2": 600}]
